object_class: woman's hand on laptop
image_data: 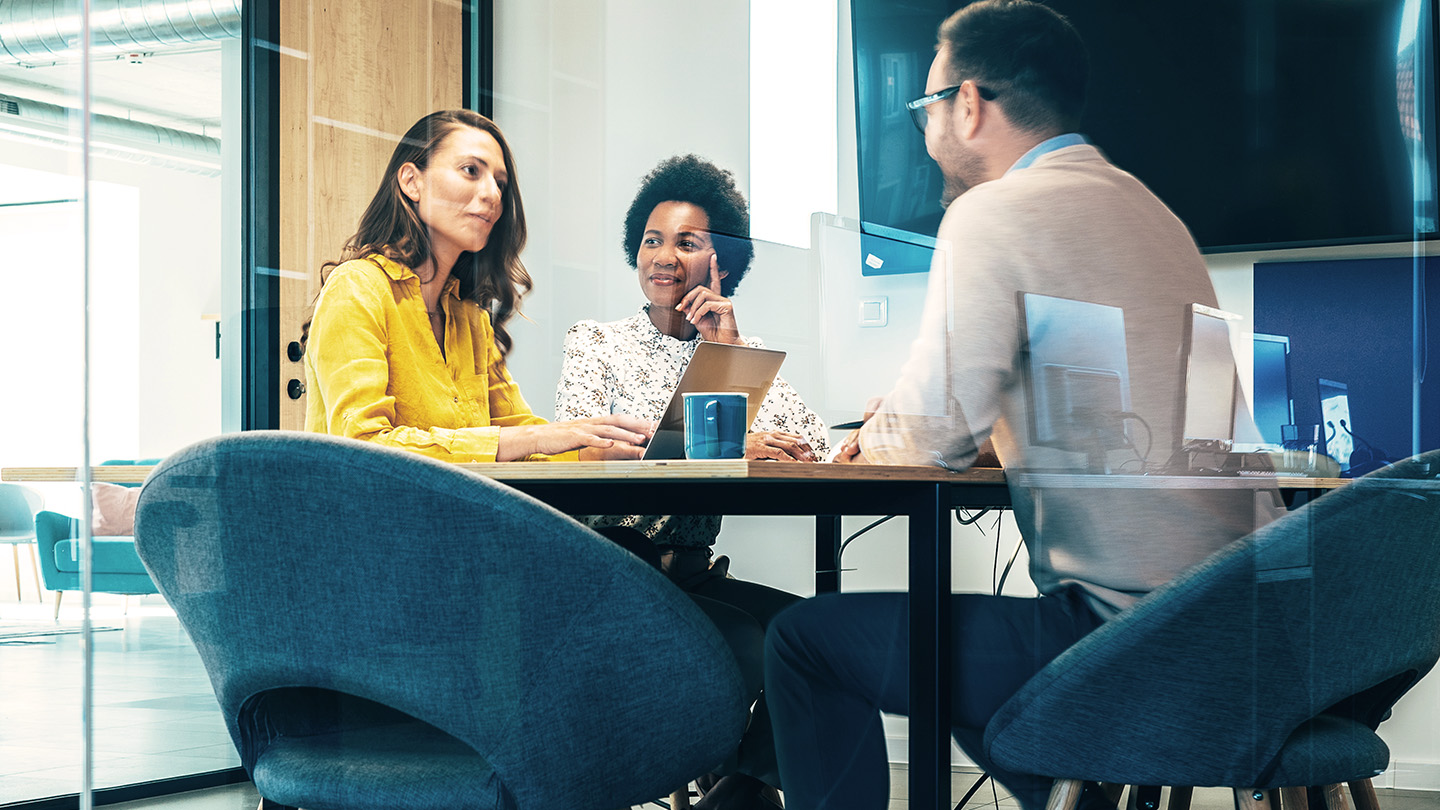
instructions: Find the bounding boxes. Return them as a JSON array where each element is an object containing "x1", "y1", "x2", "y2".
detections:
[
  {"x1": 746, "y1": 431, "x2": 818, "y2": 462},
  {"x1": 496, "y1": 414, "x2": 653, "y2": 461},
  {"x1": 676, "y1": 254, "x2": 742, "y2": 345}
]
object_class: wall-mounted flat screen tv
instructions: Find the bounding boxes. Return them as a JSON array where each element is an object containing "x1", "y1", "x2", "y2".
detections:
[{"x1": 852, "y1": 0, "x2": 1438, "y2": 258}]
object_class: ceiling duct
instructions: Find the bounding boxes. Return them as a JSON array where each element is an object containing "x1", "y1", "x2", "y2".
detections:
[
  {"x1": 0, "y1": 0, "x2": 240, "y2": 66},
  {"x1": 0, "y1": 91, "x2": 220, "y2": 175}
]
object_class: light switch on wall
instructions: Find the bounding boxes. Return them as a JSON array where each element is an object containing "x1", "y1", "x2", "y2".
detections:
[{"x1": 859, "y1": 296, "x2": 888, "y2": 327}]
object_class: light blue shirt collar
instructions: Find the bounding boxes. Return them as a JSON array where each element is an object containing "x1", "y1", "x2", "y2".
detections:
[{"x1": 1005, "y1": 133, "x2": 1089, "y2": 175}]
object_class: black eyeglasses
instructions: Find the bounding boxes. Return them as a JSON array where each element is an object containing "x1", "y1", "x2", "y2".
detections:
[{"x1": 905, "y1": 82, "x2": 999, "y2": 133}]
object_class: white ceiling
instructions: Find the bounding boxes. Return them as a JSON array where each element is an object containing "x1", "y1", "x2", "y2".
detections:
[{"x1": 0, "y1": 47, "x2": 224, "y2": 137}]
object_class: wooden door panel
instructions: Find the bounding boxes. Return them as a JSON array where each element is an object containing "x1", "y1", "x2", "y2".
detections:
[{"x1": 277, "y1": 0, "x2": 462, "y2": 430}]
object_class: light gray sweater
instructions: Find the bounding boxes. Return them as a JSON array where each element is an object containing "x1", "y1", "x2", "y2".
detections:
[{"x1": 861, "y1": 143, "x2": 1280, "y2": 615}]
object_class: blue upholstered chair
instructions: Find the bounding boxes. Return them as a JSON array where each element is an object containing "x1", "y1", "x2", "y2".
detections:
[
  {"x1": 984, "y1": 451, "x2": 1440, "y2": 810},
  {"x1": 133, "y1": 431, "x2": 749, "y2": 810}
]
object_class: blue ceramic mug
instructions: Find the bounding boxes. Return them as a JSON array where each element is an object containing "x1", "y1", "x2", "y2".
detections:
[{"x1": 683, "y1": 392, "x2": 748, "y2": 460}]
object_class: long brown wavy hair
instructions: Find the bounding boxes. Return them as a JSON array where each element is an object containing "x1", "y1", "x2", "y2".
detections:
[{"x1": 311, "y1": 109, "x2": 532, "y2": 356}]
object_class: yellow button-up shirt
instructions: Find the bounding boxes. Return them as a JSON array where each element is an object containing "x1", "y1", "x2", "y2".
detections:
[{"x1": 304, "y1": 254, "x2": 572, "y2": 462}]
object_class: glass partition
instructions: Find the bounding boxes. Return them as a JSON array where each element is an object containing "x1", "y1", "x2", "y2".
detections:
[
  {"x1": 3, "y1": 0, "x2": 1438, "y2": 806},
  {"x1": 0, "y1": 0, "x2": 233, "y2": 803},
  {"x1": 0, "y1": 0, "x2": 472, "y2": 803}
]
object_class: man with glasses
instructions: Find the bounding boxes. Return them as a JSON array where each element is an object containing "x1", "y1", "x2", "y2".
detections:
[{"x1": 765, "y1": 2, "x2": 1265, "y2": 809}]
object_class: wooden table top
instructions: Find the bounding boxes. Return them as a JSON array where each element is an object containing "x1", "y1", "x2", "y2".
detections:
[
  {"x1": 1, "y1": 460, "x2": 1002, "y2": 485},
  {"x1": 3, "y1": 460, "x2": 1354, "y2": 489}
]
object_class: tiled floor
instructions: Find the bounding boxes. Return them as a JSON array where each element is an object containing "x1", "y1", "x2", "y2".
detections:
[
  {"x1": 4, "y1": 595, "x2": 1440, "y2": 810},
  {"x1": 0, "y1": 597, "x2": 240, "y2": 806},
  {"x1": 881, "y1": 775, "x2": 1440, "y2": 810},
  {"x1": 93, "y1": 776, "x2": 1440, "y2": 810}
]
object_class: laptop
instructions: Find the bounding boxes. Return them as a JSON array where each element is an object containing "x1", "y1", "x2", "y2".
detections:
[{"x1": 641, "y1": 342, "x2": 787, "y2": 460}]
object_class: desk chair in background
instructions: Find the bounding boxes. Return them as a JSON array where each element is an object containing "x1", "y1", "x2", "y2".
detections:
[
  {"x1": 984, "y1": 450, "x2": 1440, "y2": 810},
  {"x1": 134, "y1": 431, "x2": 749, "y2": 810},
  {"x1": 0, "y1": 483, "x2": 45, "y2": 607}
]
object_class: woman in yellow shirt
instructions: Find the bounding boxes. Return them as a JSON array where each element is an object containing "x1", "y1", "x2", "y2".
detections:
[{"x1": 305, "y1": 110, "x2": 650, "y2": 461}]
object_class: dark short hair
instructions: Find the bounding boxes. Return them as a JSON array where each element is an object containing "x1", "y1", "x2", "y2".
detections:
[
  {"x1": 622, "y1": 155, "x2": 753, "y2": 298},
  {"x1": 938, "y1": 0, "x2": 1088, "y2": 134}
]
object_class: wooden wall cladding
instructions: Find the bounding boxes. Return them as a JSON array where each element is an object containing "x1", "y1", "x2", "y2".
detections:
[{"x1": 278, "y1": 0, "x2": 463, "y2": 430}]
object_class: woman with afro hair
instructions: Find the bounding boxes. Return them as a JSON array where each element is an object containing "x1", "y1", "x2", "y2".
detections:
[{"x1": 555, "y1": 155, "x2": 828, "y2": 809}]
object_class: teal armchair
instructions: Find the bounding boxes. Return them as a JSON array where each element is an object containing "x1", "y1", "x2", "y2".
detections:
[{"x1": 35, "y1": 511, "x2": 160, "y2": 618}]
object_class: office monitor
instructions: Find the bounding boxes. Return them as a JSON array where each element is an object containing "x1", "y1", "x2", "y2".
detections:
[
  {"x1": 857, "y1": 221, "x2": 939, "y2": 277},
  {"x1": 1019, "y1": 292, "x2": 1132, "y2": 472},
  {"x1": 1318, "y1": 378, "x2": 1355, "y2": 474},
  {"x1": 1252, "y1": 333, "x2": 1293, "y2": 446},
  {"x1": 850, "y1": 0, "x2": 1437, "y2": 253},
  {"x1": 1179, "y1": 304, "x2": 1240, "y2": 453}
]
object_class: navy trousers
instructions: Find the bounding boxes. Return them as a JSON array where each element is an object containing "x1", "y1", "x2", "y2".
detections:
[
  {"x1": 765, "y1": 586, "x2": 1105, "y2": 810},
  {"x1": 595, "y1": 526, "x2": 799, "y2": 787}
]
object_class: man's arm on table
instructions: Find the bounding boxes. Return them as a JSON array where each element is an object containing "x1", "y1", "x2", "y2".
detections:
[{"x1": 835, "y1": 219, "x2": 1017, "y2": 470}]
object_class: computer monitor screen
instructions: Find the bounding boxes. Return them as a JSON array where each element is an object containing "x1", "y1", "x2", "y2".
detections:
[
  {"x1": 1020, "y1": 293, "x2": 1132, "y2": 457},
  {"x1": 850, "y1": 0, "x2": 1438, "y2": 253},
  {"x1": 1252, "y1": 333, "x2": 1292, "y2": 446},
  {"x1": 1318, "y1": 378, "x2": 1354, "y2": 473},
  {"x1": 1181, "y1": 304, "x2": 1239, "y2": 449}
]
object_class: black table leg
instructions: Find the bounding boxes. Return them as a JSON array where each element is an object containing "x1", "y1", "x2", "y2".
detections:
[
  {"x1": 815, "y1": 515, "x2": 842, "y2": 593},
  {"x1": 909, "y1": 483, "x2": 951, "y2": 810}
]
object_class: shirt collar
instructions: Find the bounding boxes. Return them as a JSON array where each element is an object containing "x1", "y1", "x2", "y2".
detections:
[
  {"x1": 637, "y1": 303, "x2": 700, "y2": 346},
  {"x1": 1005, "y1": 133, "x2": 1089, "y2": 175},
  {"x1": 370, "y1": 253, "x2": 412, "y2": 281},
  {"x1": 371, "y1": 252, "x2": 461, "y2": 298}
]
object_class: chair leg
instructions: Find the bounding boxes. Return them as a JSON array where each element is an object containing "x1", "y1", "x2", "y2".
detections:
[
  {"x1": 1169, "y1": 786, "x2": 1195, "y2": 810},
  {"x1": 1047, "y1": 780, "x2": 1086, "y2": 810},
  {"x1": 26, "y1": 544, "x2": 42, "y2": 603},
  {"x1": 11, "y1": 544, "x2": 21, "y2": 601},
  {"x1": 1235, "y1": 789, "x2": 1274, "y2": 810},
  {"x1": 1322, "y1": 784, "x2": 1351, "y2": 810},
  {"x1": 1128, "y1": 785, "x2": 1163, "y2": 810},
  {"x1": 53, "y1": 590, "x2": 62, "y2": 620},
  {"x1": 1280, "y1": 786, "x2": 1309, "y2": 810},
  {"x1": 1347, "y1": 780, "x2": 1380, "y2": 810}
]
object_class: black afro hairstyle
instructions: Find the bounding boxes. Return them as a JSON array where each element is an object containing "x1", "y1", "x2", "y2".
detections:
[{"x1": 622, "y1": 154, "x2": 754, "y2": 297}]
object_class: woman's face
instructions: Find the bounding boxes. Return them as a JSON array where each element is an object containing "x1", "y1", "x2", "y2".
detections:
[
  {"x1": 636, "y1": 201, "x2": 726, "y2": 308},
  {"x1": 400, "y1": 125, "x2": 507, "y2": 267}
]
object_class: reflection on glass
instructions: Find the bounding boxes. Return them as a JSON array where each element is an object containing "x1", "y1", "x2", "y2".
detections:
[
  {"x1": 0, "y1": 0, "x2": 229, "y2": 802},
  {"x1": 1319, "y1": 378, "x2": 1356, "y2": 475}
]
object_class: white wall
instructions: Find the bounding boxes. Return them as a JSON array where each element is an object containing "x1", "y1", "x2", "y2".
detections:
[
  {"x1": 495, "y1": 0, "x2": 751, "y2": 417},
  {"x1": 0, "y1": 138, "x2": 222, "y2": 518}
]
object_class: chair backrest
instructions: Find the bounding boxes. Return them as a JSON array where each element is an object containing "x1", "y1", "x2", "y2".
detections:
[
  {"x1": 134, "y1": 431, "x2": 748, "y2": 809},
  {"x1": 0, "y1": 483, "x2": 43, "y2": 536},
  {"x1": 985, "y1": 451, "x2": 1440, "y2": 788}
]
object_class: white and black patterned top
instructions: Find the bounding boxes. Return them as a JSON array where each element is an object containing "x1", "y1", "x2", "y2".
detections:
[{"x1": 556, "y1": 304, "x2": 829, "y2": 548}]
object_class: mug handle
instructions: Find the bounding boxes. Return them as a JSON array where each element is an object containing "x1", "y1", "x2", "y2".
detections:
[{"x1": 704, "y1": 399, "x2": 719, "y2": 449}]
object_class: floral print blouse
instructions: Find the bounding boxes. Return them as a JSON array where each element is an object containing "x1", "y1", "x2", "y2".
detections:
[{"x1": 555, "y1": 305, "x2": 829, "y2": 548}]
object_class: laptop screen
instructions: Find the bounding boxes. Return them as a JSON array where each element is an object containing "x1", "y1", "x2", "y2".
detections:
[{"x1": 642, "y1": 342, "x2": 787, "y2": 460}]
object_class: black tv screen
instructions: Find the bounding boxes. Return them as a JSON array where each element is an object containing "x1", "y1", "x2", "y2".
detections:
[{"x1": 852, "y1": 0, "x2": 1438, "y2": 255}]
